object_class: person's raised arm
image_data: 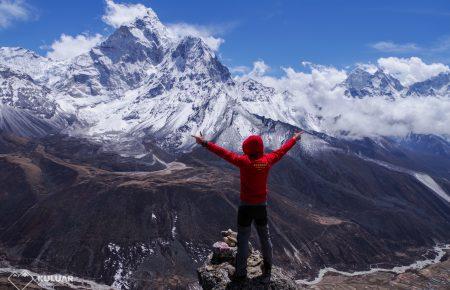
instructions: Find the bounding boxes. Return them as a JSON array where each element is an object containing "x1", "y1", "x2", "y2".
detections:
[
  {"x1": 266, "y1": 131, "x2": 303, "y2": 165},
  {"x1": 192, "y1": 133, "x2": 243, "y2": 167}
]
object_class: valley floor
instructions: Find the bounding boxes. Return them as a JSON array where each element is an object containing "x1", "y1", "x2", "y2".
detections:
[
  {"x1": 303, "y1": 249, "x2": 450, "y2": 290},
  {"x1": 1, "y1": 249, "x2": 449, "y2": 289}
]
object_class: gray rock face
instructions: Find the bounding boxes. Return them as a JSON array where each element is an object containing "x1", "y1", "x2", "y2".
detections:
[
  {"x1": 342, "y1": 68, "x2": 404, "y2": 99},
  {"x1": 0, "y1": 65, "x2": 56, "y2": 119},
  {"x1": 0, "y1": 133, "x2": 449, "y2": 289},
  {"x1": 239, "y1": 79, "x2": 274, "y2": 102},
  {"x1": 0, "y1": 5, "x2": 305, "y2": 152},
  {"x1": 0, "y1": 65, "x2": 71, "y2": 136},
  {"x1": 407, "y1": 72, "x2": 450, "y2": 96},
  {"x1": 197, "y1": 229, "x2": 298, "y2": 290}
]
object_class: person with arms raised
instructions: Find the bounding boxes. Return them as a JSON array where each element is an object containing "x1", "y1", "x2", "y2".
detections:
[{"x1": 192, "y1": 131, "x2": 303, "y2": 282}]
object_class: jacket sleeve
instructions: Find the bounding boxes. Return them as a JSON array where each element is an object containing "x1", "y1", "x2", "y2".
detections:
[
  {"x1": 205, "y1": 142, "x2": 244, "y2": 167},
  {"x1": 265, "y1": 137, "x2": 297, "y2": 165}
]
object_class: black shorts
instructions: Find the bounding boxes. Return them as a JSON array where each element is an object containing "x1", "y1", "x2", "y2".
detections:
[{"x1": 237, "y1": 205, "x2": 268, "y2": 227}]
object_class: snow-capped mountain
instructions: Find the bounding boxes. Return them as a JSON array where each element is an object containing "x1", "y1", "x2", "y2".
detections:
[
  {"x1": 0, "y1": 4, "x2": 448, "y2": 152},
  {"x1": 0, "y1": 64, "x2": 71, "y2": 136},
  {"x1": 340, "y1": 67, "x2": 450, "y2": 99},
  {"x1": 0, "y1": 47, "x2": 57, "y2": 82},
  {"x1": 0, "y1": 65, "x2": 55, "y2": 118},
  {"x1": 407, "y1": 72, "x2": 450, "y2": 96},
  {"x1": 0, "y1": 6, "x2": 312, "y2": 153},
  {"x1": 341, "y1": 68, "x2": 404, "y2": 99}
]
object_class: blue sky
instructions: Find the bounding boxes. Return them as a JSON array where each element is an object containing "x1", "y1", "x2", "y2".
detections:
[{"x1": 1, "y1": 0, "x2": 450, "y2": 74}]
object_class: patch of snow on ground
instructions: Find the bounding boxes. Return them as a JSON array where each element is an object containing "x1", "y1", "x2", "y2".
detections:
[
  {"x1": 172, "y1": 213, "x2": 178, "y2": 238},
  {"x1": 413, "y1": 173, "x2": 450, "y2": 203},
  {"x1": 358, "y1": 155, "x2": 450, "y2": 204},
  {"x1": 111, "y1": 260, "x2": 132, "y2": 290}
]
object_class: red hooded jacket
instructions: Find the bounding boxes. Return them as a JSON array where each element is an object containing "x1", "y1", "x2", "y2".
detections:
[{"x1": 205, "y1": 135, "x2": 297, "y2": 204}]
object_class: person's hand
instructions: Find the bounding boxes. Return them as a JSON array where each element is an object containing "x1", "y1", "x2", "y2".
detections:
[
  {"x1": 293, "y1": 130, "x2": 304, "y2": 141},
  {"x1": 191, "y1": 132, "x2": 207, "y2": 146}
]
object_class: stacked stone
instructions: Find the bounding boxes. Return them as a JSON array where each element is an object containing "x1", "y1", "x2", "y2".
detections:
[{"x1": 197, "y1": 229, "x2": 298, "y2": 290}]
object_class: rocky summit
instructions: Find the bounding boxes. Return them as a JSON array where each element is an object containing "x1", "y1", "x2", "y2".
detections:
[{"x1": 197, "y1": 229, "x2": 297, "y2": 290}]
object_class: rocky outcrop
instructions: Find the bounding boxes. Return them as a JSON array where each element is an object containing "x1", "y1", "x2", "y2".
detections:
[
  {"x1": 0, "y1": 133, "x2": 449, "y2": 289},
  {"x1": 197, "y1": 229, "x2": 297, "y2": 290}
]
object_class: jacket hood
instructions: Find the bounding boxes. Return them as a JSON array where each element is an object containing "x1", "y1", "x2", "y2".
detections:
[{"x1": 242, "y1": 135, "x2": 264, "y2": 158}]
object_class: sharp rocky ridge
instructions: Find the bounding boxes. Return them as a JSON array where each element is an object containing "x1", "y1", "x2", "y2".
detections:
[
  {"x1": 7, "y1": 5, "x2": 449, "y2": 154},
  {"x1": 0, "y1": 7, "x2": 311, "y2": 154}
]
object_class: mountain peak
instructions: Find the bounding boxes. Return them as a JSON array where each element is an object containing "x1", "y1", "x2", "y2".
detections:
[
  {"x1": 91, "y1": 11, "x2": 170, "y2": 67},
  {"x1": 103, "y1": 0, "x2": 164, "y2": 31},
  {"x1": 0, "y1": 46, "x2": 58, "y2": 84},
  {"x1": 0, "y1": 47, "x2": 42, "y2": 58},
  {"x1": 96, "y1": 5, "x2": 171, "y2": 61},
  {"x1": 173, "y1": 36, "x2": 210, "y2": 59},
  {"x1": 171, "y1": 35, "x2": 231, "y2": 82},
  {"x1": 0, "y1": 46, "x2": 50, "y2": 67},
  {"x1": 407, "y1": 71, "x2": 450, "y2": 96},
  {"x1": 342, "y1": 67, "x2": 404, "y2": 98},
  {"x1": 134, "y1": 7, "x2": 162, "y2": 26},
  {"x1": 239, "y1": 78, "x2": 275, "y2": 102},
  {"x1": 128, "y1": 8, "x2": 169, "y2": 41}
]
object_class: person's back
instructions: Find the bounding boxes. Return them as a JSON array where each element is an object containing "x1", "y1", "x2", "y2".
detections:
[{"x1": 192, "y1": 132, "x2": 303, "y2": 282}]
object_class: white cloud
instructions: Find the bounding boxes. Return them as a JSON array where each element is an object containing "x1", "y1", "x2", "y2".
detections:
[
  {"x1": 248, "y1": 60, "x2": 270, "y2": 77},
  {"x1": 240, "y1": 61, "x2": 346, "y2": 97},
  {"x1": 355, "y1": 63, "x2": 378, "y2": 74},
  {"x1": 238, "y1": 58, "x2": 450, "y2": 138},
  {"x1": 371, "y1": 36, "x2": 450, "y2": 63},
  {"x1": 166, "y1": 23, "x2": 225, "y2": 51},
  {"x1": 230, "y1": 65, "x2": 250, "y2": 74},
  {"x1": 102, "y1": 1, "x2": 226, "y2": 51},
  {"x1": 317, "y1": 94, "x2": 450, "y2": 138},
  {"x1": 102, "y1": 0, "x2": 153, "y2": 28},
  {"x1": 378, "y1": 57, "x2": 449, "y2": 86},
  {"x1": 371, "y1": 41, "x2": 420, "y2": 53},
  {"x1": 45, "y1": 33, "x2": 104, "y2": 60},
  {"x1": 0, "y1": 0, "x2": 33, "y2": 28}
]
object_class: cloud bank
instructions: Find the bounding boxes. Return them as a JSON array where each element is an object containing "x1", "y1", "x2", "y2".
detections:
[
  {"x1": 102, "y1": 0, "x2": 150, "y2": 28},
  {"x1": 371, "y1": 41, "x2": 420, "y2": 53},
  {"x1": 377, "y1": 57, "x2": 449, "y2": 86},
  {"x1": 45, "y1": 33, "x2": 104, "y2": 60},
  {"x1": 237, "y1": 58, "x2": 450, "y2": 138},
  {"x1": 371, "y1": 36, "x2": 450, "y2": 63},
  {"x1": 37, "y1": 1, "x2": 450, "y2": 139},
  {"x1": 0, "y1": 0, "x2": 33, "y2": 28},
  {"x1": 166, "y1": 23, "x2": 225, "y2": 51}
]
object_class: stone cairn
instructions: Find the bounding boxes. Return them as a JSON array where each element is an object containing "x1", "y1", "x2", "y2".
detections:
[{"x1": 197, "y1": 229, "x2": 298, "y2": 290}]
